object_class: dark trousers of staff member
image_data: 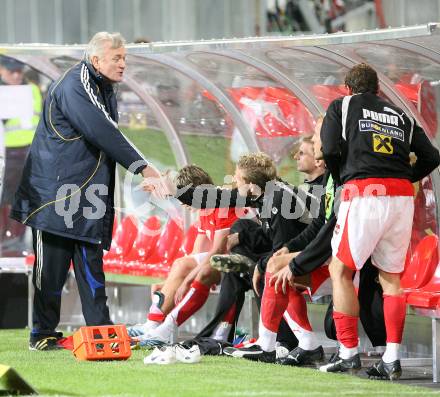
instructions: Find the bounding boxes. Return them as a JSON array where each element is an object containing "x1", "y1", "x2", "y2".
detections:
[{"x1": 31, "y1": 228, "x2": 112, "y2": 338}]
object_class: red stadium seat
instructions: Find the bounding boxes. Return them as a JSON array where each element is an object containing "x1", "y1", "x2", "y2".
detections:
[
  {"x1": 401, "y1": 235, "x2": 438, "y2": 291},
  {"x1": 179, "y1": 224, "x2": 199, "y2": 257},
  {"x1": 117, "y1": 216, "x2": 138, "y2": 257},
  {"x1": 147, "y1": 219, "x2": 184, "y2": 263},
  {"x1": 103, "y1": 215, "x2": 138, "y2": 273},
  {"x1": 123, "y1": 216, "x2": 162, "y2": 276},
  {"x1": 133, "y1": 223, "x2": 198, "y2": 278},
  {"x1": 405, "y1": 235, "x2": 440, "y2": 308},
  {"x1": 125, "y1": 216, "x2": 162, "y2": 263},
  {"x1": 141, "y1": 219, "x2": 184, "y2": 278},
  {"x1": 105, "y1": 216, "x2": 137, "y2": 257}
]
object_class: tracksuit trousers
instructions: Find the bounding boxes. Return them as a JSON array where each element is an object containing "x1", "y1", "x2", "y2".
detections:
[{"x1": 31, "y1": 228, "x2": 112, "y2": 336}]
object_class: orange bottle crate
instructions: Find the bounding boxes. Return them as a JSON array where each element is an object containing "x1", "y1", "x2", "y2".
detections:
[{"x1": 72, "y1": 325, "x2": 131, "y2": 361}]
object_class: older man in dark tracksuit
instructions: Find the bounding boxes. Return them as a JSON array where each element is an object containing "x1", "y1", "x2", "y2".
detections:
[{"x1": 11, "y1": 32, "x2": 163, "y2": 350}]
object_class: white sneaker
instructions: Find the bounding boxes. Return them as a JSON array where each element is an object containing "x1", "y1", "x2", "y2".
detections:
[
  {"x1": 143, "y1": 344, "x2": 202, "y2": 365},
  {"x1": 127, "y1": 321, "x2": 160, "y2": 338},
  {"x1": 143, "y1": 346, "x2": 177, "y2": 365},
  {"x1": 175, "y1": 344, "x2": 201, "y2": 364}
]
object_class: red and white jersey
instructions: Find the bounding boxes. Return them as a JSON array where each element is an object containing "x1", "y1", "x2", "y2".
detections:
[{"x1": 197, "y1": 208, "x2": 248, "y2": 241}]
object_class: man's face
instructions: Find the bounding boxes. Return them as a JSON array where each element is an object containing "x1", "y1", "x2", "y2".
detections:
[
  {"x1": 294, "y1": 141, "x2": 316, "y2": 173},
  {"x1": 0, "y1": 67, "x2": 24, "y2": 85},
  {"x1": 92, "y1": 42, "x2": 126, "y2": 83},
  {"x1": 234, "y1": 167, "x2": 247, "y2": 192},
  {"x1": 312, "y1": 122, "x2": 323, "y2": 161},
  {"x1": 234, "y1": 166, "x2": 262, "y2": 197}
]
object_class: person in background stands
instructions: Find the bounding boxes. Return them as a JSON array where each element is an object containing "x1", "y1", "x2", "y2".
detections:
[{"x1": 0, "y1": 56, "x2": 42, "y2": 247}]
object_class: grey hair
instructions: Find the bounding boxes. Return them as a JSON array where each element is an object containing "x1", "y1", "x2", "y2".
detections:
[{"x1": 84, "y1": 32, "x2": 125, "y2": 62}]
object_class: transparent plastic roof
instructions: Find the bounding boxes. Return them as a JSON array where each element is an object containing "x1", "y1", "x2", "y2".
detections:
[{"x1": 2, "y1": 24, "x2": 439, "y2": 162}]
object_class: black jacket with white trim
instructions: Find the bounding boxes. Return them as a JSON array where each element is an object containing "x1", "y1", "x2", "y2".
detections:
[
  {"x1": 11, "y1": 61, "x2": 147, "y2": 249},
  {"x1": 321, "y1": 92, "x2": 439, "y2": 185}
]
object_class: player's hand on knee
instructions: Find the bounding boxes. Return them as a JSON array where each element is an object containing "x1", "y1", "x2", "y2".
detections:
[{"x1": 270, "y1": 266, "x2": 294, "y2": 294}]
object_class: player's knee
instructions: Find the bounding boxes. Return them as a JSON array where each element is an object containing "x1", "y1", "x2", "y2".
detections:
[
  {"x1": 171, "y1": 258, "x2": 193, "y2": 277},
  {"x1": 197, "y1": 265, "x2": 213, "y2": 283},
  {"x1": 198, "y1": 265, "x2": 220, "y2": 285},
  {"x1": 378, "y1": 270, "x2": 402, "y2": 295},
  {"x1": 267, "y1": 256, "x2": 276, "y2": 273},
  {"x1": 268, "y1": 256, "x2": 288, "y2": 273}
]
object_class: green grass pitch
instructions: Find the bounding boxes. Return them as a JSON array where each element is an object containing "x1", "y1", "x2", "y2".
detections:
[{"x1": 1, "y1": 330, "x2": 440, "y2": 397}]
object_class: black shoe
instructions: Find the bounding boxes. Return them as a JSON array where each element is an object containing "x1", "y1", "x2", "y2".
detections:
[
  {"x1": 319, "y1": 353, "x2": 361, "y2": 373},
  {"x1": 224, "y1": 344, "x2": 276, "y2": 363},
  {"x1": 278, "y1": 346, "x2": 324, "y2": 366},
  {"x1": 29, "y1": 333, "x2": 64, "y2": 351},
  {"x1": 210, "y1": 254, "x2": 255, "y2": 273},
  {"x1": 366, "y1": 359, "x2": 402, "y2": 381},
  {"x1": 328, "y1": 347, "x2": 340, "y2": 364}
]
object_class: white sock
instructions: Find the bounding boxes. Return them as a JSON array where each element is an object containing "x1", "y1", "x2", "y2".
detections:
[
  {"x1": 152, "y1": 315, "x2": 177, "y2": 342},
  {"x1": 382, "y1": 343, "x2": 400, "y2": 363},
  {"x1": 339, "y1": 343, "x2": 359, "y2": 360},
  {"x1": 211, "y1": 322, "x2": 232, "y2": 342},
  {"x1": 257, "y1": 319, "x2": 277, "y2": 352},
  {"x1": 136, "y1": 320, "x2": 160, "y2": 333},
  {"x1": 146, "y1": 319, "x2": 160, "y2": 328},
  {"x1": 297, "y1": 330, "x2": 320, "y2": 351},
  {"x1": 283, "y1": 312, "x2": 320, "y2": 351}
]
